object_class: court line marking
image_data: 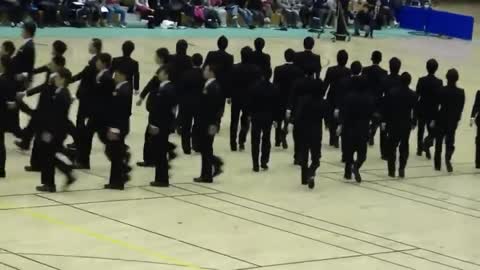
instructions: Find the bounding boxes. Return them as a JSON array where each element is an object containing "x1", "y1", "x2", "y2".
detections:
[
  {"x1": 185, "y1": 183, "x2": 480, "y2": 268},
  {"x1": 0, "y1": 260, "x2": 20, "y2": 270},
  {"x1": 35, "y1": 194, "x2": 260, "y2": 267},
  {"x1": 0, "y1": 248, "x2": 60, "y2": 270},
  {"x1": 0, "y1": 200, "x2": 209, "y2": 270}
]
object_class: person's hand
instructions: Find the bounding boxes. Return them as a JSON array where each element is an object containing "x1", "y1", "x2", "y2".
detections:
[
  {"x1": 16, "y1": 92, "x2": 26, "y2": 101},
  {"x1": 134, "y1": 90, "x2": 140, "y2": 96},
  {"x1": 6, "y1": 101, "x2": 16, "y2": 110},
  {"x1": 285, "y1": 110, "x2": 291, "y2": 119},
  {"x1": 107, "y1": 128, "x2": 120, "y2": 141},
  {"x1": 381, "y1": 123, "x2": 386, "y2": 131},
  {"x1": 41, "y1": 132, "x2": 53, "y2": 143},
  {"x1": 136, "y1": 98, "x2": 144, "y2": 106},
  {"x1": 148, "y1": 124, "x2": 160, "y2": 135},
  {"x1": 429, "y1": 120, "x2": 435, "y2": 128},
  {"x1": 336, "y1": 125, "x2": 342, "y2": 136},
  {"x1": 15, "y1": 73, "x2": 27, "y2": 81},
  {"x1": 208, "y1": 125, "x2": 218, "y2": 135},
  {"x1": 273, "y1": 121, "x2": 278, "y2": 128},
  {"x1": 470, "y1": 118, "x2": 475, "y2": 127},
  {"x1": 333, "y1": 108, "x2": 340, "y2": 119}
]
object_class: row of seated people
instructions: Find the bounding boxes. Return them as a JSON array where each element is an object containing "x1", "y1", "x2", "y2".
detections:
[{"x1": 0, "y1": 0, "x2": 401, "y2": 29}]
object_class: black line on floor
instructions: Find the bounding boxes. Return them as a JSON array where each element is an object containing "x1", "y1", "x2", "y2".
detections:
[
  {"x1": 391, "y1": 181, "x2": 480, "y2": 203},
  {"x1": 14, "y1": 252, "x2": 218, "y2": 270},
  {"x1": 34, "y1": 194, "x2": 259, "y2": 268},
  {"x1": 399, "y1": 251, "x2": 464, "y2": 270},
  {"x1": 0, "y1": 260, "x2": 20, "y2": 270},
  {"x1": 0, "y1": 248, "x2": 61, "y2": 270},
  {"x1": 185, "y1": 183, "x2": 480, "y2": 268}
]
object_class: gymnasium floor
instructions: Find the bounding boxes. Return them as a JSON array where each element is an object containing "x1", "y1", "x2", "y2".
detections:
[{"x1": 1, "y1": 12, "x2": 480, "y2": 270}]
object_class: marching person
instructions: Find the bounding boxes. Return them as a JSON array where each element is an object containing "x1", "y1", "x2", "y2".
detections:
[
  {"x1": 111, "y1": 40, "x2": 140, "y2": 96},
  {"x1": 382, "y1": 72, "x2": 417, "y2": 178},
  {"x1": 194, "y1": 64, "x2": 224, "y2": 183},
  {"x1": 293, "y1": 37, "x2": 321, "y2": 79},
  {"x1": 470, "y1": 90, "x2": 480, "y2": 169}
]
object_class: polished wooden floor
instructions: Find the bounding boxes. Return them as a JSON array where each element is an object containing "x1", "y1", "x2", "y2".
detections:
[{"x1": 0, "y1": 21, "x2": 480, "y2": 269}]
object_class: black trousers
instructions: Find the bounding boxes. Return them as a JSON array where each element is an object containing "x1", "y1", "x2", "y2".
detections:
[
  {"x1": 327, "y1": 111, "x2": 340, "y2": 147},
  {"x1": 76, "y1": 117, "x2": 107, "y2": 166},
  {"x1": 39, "y1": 134, "x2": 72, "y2": 188},
  {"x1": 297, "y1": 128, "x2": 322, "y2": 183},
  {"x1": 106, "y1": 136, "x2": 129, "y2": 187},
  {"x1": 344, "y1": 133, "x2": 368, "y2": 173},
  {"x1": 434, "y1": 124, "x2": 457, "y2": 169},
  {"x1": 230, "y1": 99, "x2": 249, "y2": 149},
  {"x1": 387, "y1": 126, "x2": 411, "y2": 173},
  {"x1": 251, "y1": 118, "x2": 272, "y2": 167},
  {"x1": 0, "y1": 131, "x2": 5, "y2": 172},
  {"x1": 476, "y1": 123, "x2": 480, "y2": 167},
  {"x1": 142, "y1": 124, "x2": 155, "y2": 164},
  {"x1": 199, "y1": 130, "x2": 221, "y2": 179},
  {"x1": 5, "y1": 108, "x2": 22, "y2": 137},
  {"x1": 417, "y1": 116, "x2": 434, "y2": 153},
  {"x1": 274, "y1": 116, "x2": 288, "y2": 146},
  {"x1": 179, "y1": 105, "x2": 196, "y2": 154},
  {"x1": 38, "y1": 1, "x2": 59, "y2": 25},
  {"x1": 153, "y1": 130, "x2": 170, "y2": 184}
]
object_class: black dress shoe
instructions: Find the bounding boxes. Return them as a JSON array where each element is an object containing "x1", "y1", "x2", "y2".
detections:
[
  {"x1": 344, "y1": 172, "x2": 352, "y2": 180},
  {"x1": 25, "y1": 166, "x2": 41, "y2": 172},
  {"x1": 381, "y1": 156, "x2": 388, "y2": 161},
  {"x1": 36, "y1": 185, "x2": 56, "y2": 192},
  {"x1": 136, "y1": 161, "x2": 154, "y2": 167},
  {"x1": 398, "y1": 169, "x2": 405, "y2": 178},
  {"x1": 416, "y1": 150, "x2": 422, "y2": 157},
  {"x1": 434, "y1": 166, "x2": 441, "y2": 171},
  {"x1": 368, "y1": 138, "x2": 374, "y2": 146},
  {"x1": 0, "y1": 171, "x2": 5, "y2": 178},
  {"x1": 307, "y1": 177, "x2": 315, "y2": 189},
  {"x1": 253, "y1": 166, "x2": 259, "y2": 172},
  {"x1": 446, "y1": 161, "x2": 453, "y2": 173},
  {"x1": 65, "y1": 173, "x2": 76, "y2": 186},
  {"x1": 282, "y1": 140, "x2": 288, "y2": 149},
  {"x1": 425, "y1": 149, "x2": 431, "y2": 160},
  {"x1": 104, "y1": 184, "x2": 124, "y2": 190},
  {"x1": 15, "y1": 140, "x2": 30, "y2": 150},
  {"x1": 239, "y1": 144, "x2": 245, "y2": 151},
  {"x1": 275, "y1": 141, "x2": 281, "y2": 147},
  {"x1": 353, "y1": 166, "x2": 362, "y2": 183},
  {"x1": 476, "y1": 164, "x2": 480, "y2": 169},
  {"x1": 150, "y1": 181, "x2": 169, "y2": 187},
  {"x1": 193, "y1": 177, "x2": 213, "y2": 183},
  {"x1": 213, "y1": 165, "x2": 224, "y2": 178},
  {"x1": 231, "y1": 145, "x2": 238, "y2": 151},
  {"x1": 388, "y1": 171, "x2": 395, "y2": 178},
  {"x1": 168, "y1": 151, "x2": 177, "y2": 161},
  {"x1": 293, "y1": 160, "x2": 300, "y2": 166},
  {"x1": 261, "y1": 164, "x2": 269, "y2": 170}
]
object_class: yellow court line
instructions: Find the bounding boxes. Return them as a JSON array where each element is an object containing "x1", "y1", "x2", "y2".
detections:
[{"x1": 1, "y1": 201, "x2": 206, "y2": 270}]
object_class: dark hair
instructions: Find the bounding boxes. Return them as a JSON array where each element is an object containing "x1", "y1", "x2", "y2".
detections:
[
  {"x1": 57, "y1": 68, "x2": 72, "y2": 85},
  {"x1": 389, "y1": 57, "x2": 401, "y2": 75},
  {"x1": 92, "y1": 38, "x2": 102, "y2": 53},
  {"x1": 284, "y1": 48, "x2": 295, "y2": 62},
  {"x1": 371, "y1": 50, "x2": 382, "y2": 64},
  {"x1": 52, "y1": 55, "x2": 66, "y2": 67},
  {"x1": 23, "y1": 22, "x2": 37, "y2": 37},
  {"x1": 400, "y1": 72, "x2": 411, "y2": 86},
  {"x1": 122, "y1": 40, "x2": 135, "y2": 57},
  {"x1": 446, "y1": 68, "x2": 459, "y2": 85},
  {"x1": 217, "y1": 36, "x2": 228, "y2": 51},
  {"x1": 52, "y1": 40, "x2": 67, "y2": 56},
  {"x1": 254, "y1": 38, "x2": 265, "y2": 51},
  {"x1": 176, "y1": 39, "x2": 188, "y2": 55},
  {"x1": 98, "y1": 53, "x2": 112, "y2": 68},
  {"x1": 240, "y1": 46, "x2": 253, "y2": 63},
  {"x1": 192, "y1": 53, "x2": 203, "y2": 67},
  {"x1": 351, "y1": 61, "x2": 362, "y2": 75},
  {"x1": 337, "y1": 50, "x2": 348, "y2": 66},
  {"x1": 0, "y1": 55, "x2": 11, "y2": 72},
  {"x1": 426, "y1": 59, "x2": 438, "y2": 75},
  {"x1": 2, "y1": 41, "x2": 15, "y2": 57},
  {"x1": 303, "y1": 37, "x2": 315, "y2": 50},
  {"x1": 156, "y1": 47, "x2": 170, "y2": 63}
]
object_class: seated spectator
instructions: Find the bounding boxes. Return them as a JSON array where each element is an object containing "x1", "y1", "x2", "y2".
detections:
[
  {"x1": 0, "y1": 0, "x2": 30, "y2": 27},
  {"x1": 135, "y1": 0, "x2": 155, "y2": 27},
  {"x1": 226, "y1": 0, "x2": 254, "y2": 28},
  {"x1": 300, "y1": 0, "x2": 331, "y2": 29},
  {"x1": 105, "y1": 0, "x2": 127, "y2": 27},
  {"x1": 353, "y1": 2, "x2": 374, "y2": 37},
  {"x1": 34, "y1": 0, "x2": 60, "y2": 26},
  {"x1": 207, "y1": 0, "x2": 227, "y2": 27},
  {"x1": 278, "y1": 0, "x2": 300, "y2": 29},
  {"x1": 261, "y1": 0, "x2": 273, "y2": 25},
  {"x1": 247, "y1": 0, "x2": 266, "y2": 27}
]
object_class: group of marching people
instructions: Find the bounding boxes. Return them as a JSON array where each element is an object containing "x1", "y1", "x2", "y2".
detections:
[{"x1": 0, "y1": 22, "x2": 477, "y2": 192}]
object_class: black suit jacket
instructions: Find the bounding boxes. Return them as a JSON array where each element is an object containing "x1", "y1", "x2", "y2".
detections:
[
  {"x1": 273, "y1": 63, "x2": 303, "y2": 106},
  {"x1": 148, "y1": 81, "x2": 177, "y2": 128},
  {"x1": 293, "y1": 51, "x2": 322, "y2": 79},
  {"x1": 204, "y1": 50, "x2": 234, "y2": 93},
  {"x1": 72, "y1": 55, "x2": 98, "y2": 100},
  {"x1": 196, "y1": 79, "x2": 223, "y2": 128},
  {"x1": 382, "y1": 85, "x2": 417, "y2": 129},
  {"x1": 471, "y1": 91, "x2": 480, "y2": 124},
  {"x1": 11, "y1": 39, "x2": 35, "y2": 79},
  {"x1": 178, "y1": 67, "x2": 205, "y2": 108},
  {"x1": 36, "y1": 87, "x2": 72, "y2": 140},
  {"x1": 108, "y1": 82, "x2": 132, "y2": 134},
  {"x1": 91, "y1": 70, "x2": 115, "y2": 119},
  {"x1": 170, "y1": 54, "x2": 193, "y2": 84},
  {"x1": 251, "y1": 50, "x2": 272, "y2": 80},
  {"x1": 363, "y1": 64, "x2": 388, "y2": 99},
  {"x1": 111, "y1": 56, "x2": 140, "y2": 91},
  {"x1": 416, "y1": 74, "x2": 443, "y2": 120},
  {"x1": 324, "y1": 65, "x2": 351, "y2": 108},
  {"x1": 248, "y1": 79, "x2": 280, "y2": 121},
  {"x1": 230, "y1": 62, "x2": 261, "y2": 102},
  {"x1": 436, "y1": 85, "x2": 465, "y2": 128}
]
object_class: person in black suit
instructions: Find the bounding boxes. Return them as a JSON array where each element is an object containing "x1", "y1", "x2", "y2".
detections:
[
  {"x1": 204, "y1": 36, "x2": 234, "y2": 129},
  {"x1": 324, "y1": 49, "x2": 351, "y2": 149},
  {"x1": 9, "y1": 22, "x2": 37, "y2": 137},
  {"x1": 17, "y1": 56, "x2": 66, "y2": 172},
  {"x1": 229, "y1": 46, "x2": 260, "y2": 152},
  {"x1": 293, "y1": 72, "x2": 328, "y2": 189},
  {"x1": 137, "y1": 47, "x2": 170, "y2": 167},
  {"x1": 429, "y1": 69, "x2": 465, "y2": 172},
  {"x1": 470, "y1": 90, "x2": 480, "y2": 169},
  {"x1": 248, "y1": 75, "x2": 279, "y2": 172},
  {"x1": 104, "y1": 65, "x2": 133, "y2": 190},
  {"x1": 338, "y1": 61, "x2": 375, "y2": 183},
  {"x1": 35, "y1": 68, "x2": 75, "y2": 193},
  {"x1": 170, "y1": 39, "x2": 193, "y2": 86},
  {"x1": 147, "y1": 65, "x2": 177, "y2": 187},
  {"x1": 416, "y1": 59, "x2": 442, "y2": 159},
  {"x1": 178, "y1": 53, "x2": 204, "y2": 154},
  {"x1": 377, "y1": 57, "x2": 402, "y2": 160},
  {"x1": 70, "y1": 38, "x2": 102, "y2": 150},
  {"x1": 272, "y1": 48, "x2": 303, "y2": 149},
  {"x1": 0, "y1": 55, "x2": 18, "y2": 178},
  {"x1": 1, "y1": 41, "x2": 16, "y2": 58},
  {"x1": 293, "y1": 37, "x2": 321, "y2": 79},
  {"x1": 74, "y1": 53, "x2": 115, "y2": 169},
  {"x1": 382, "y1": 72, "x2": 417, "y2": 178},
  {"x1": 194, "y1": 64, "x2": 224, "y2": 183},
  {"x1": 363, "y1": 50, "x2": 388, "y2": 146},
  {"x1": 251, "y1": 38, "x2": 272, "y2": 80},
  {"x1": 111, "y1": 41, "x2": 140, "y2": 96}
]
